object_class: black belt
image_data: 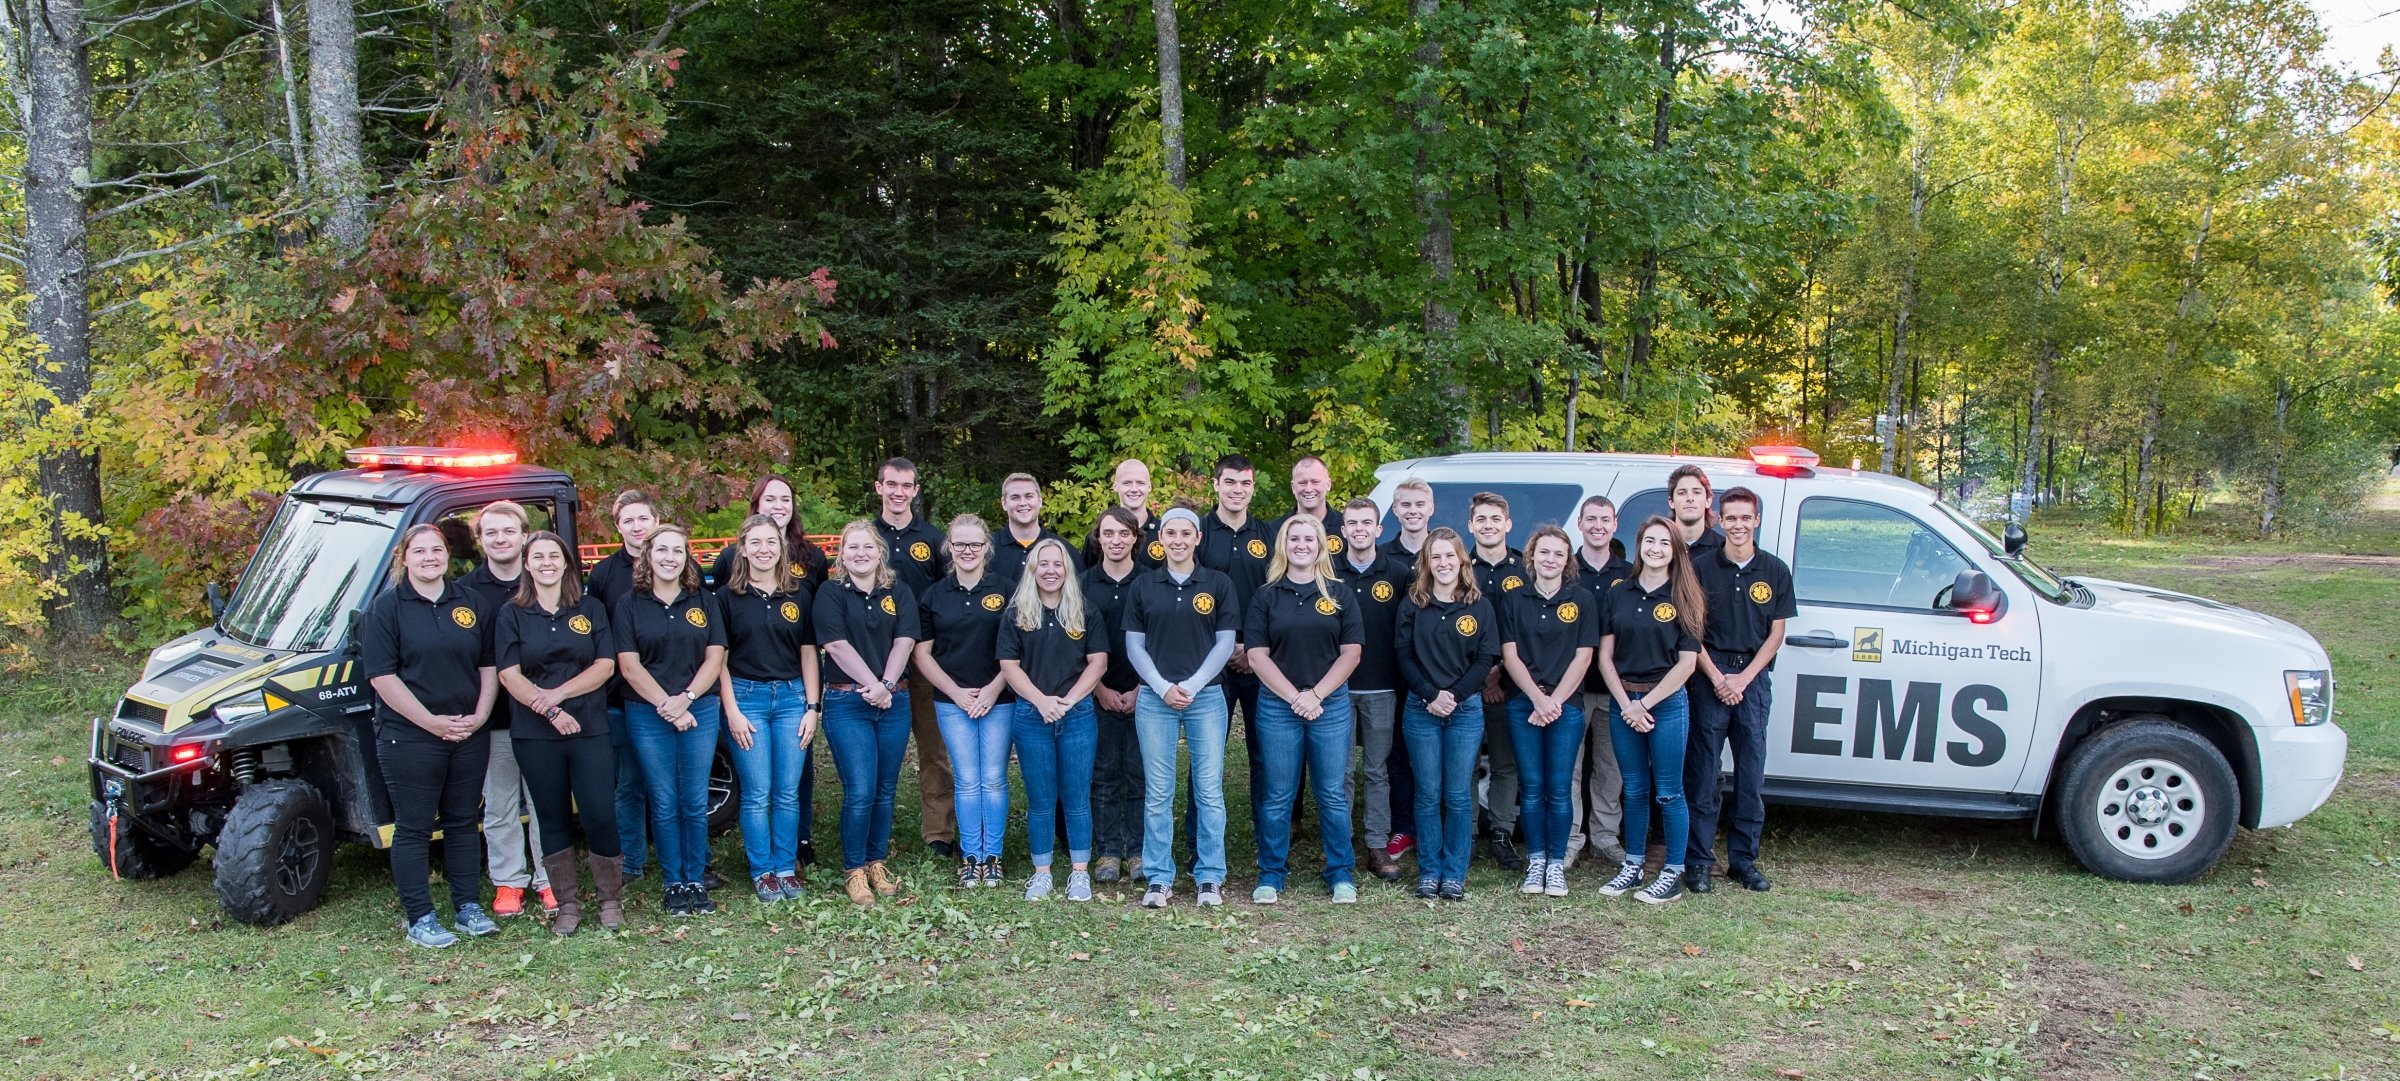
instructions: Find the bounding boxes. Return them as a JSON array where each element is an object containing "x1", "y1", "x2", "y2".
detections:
[{"x1": 1711, "y1": 649, "x2": 1757, "y2": 670}]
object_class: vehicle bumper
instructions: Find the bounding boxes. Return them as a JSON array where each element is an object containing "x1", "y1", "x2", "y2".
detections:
[{"x1": 2253, "y1": 721, "x2": 2347, "y2": 829}]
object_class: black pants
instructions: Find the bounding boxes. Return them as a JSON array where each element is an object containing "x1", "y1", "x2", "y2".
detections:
[
  {"x1": 381, "y1": 729, "x2": 490, "y2": 923},
  {"x1": 1092, "y1": 704, "x2": 1144, "y2": 859},
  {"x1": 514, "y1": 733, "x2": 622, "y2": 860}
]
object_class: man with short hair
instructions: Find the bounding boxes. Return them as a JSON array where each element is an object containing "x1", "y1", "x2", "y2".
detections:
[
  {"x1": 1085, "y1": 458, "x2": 1164, "y2": 569},
  {"x1": 1465, "y1": 492, "x2": 1528, "y2": 872},
  {"x1": 1197, "y1": 455, "x2": 1274, "y2": 840},
  {"x1": 1568, "y1": 495, "x2": 1632, "y2": 868},
  {"x1": 1281, "y1": 456, "x2": 1342, "y2": 555},
  {"x1": 1340, "y1": 498, "x2": 1415, "y2": 880},
  {"x1": 585, "y1": 491, "x2": 659, "y2": 879},
  {"x1": 989, "y1": 472, "x2": 1072, "y2": 582},
  {"x1": 869, "y1": 458, "x2": 958, "y2": 857},
  {"x1": 460, "y1": 501, "x2": 554, "y2": 916},
  {"x1": 1684, "y1": 486, "x2": 1793, "y2": 894},
  {"x1": 1390, "y1": 478, "x2": 1435, "y2": 558},
  {"x1": 1376, "y1": 478, "x2": 1434, "y2": 865},
  {"x1": 1667, "y1": 464, "x2": 1722, "y2": 556}
]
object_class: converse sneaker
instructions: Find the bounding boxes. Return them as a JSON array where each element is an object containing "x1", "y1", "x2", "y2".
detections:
[
  {"x1": 1598, "y1": 862, "x2": 1646, "y2": 897},
  {"x1": 957, "y1": 859, "x2": 979, "y2": 890},
  {"x1": 1066, "y1": 870, "x2": 1094, "y2": 902},
  {"x1": 1196, "y1": 882, "x2": 1223, "y2": 907},
  {"x1": 1637, "y1": 868, "x2": 1685, "y2": 905},
  {"x1": 1519, "y1": 856, "x2": 1549, "y2": 895},
  {"x1": 1141, "y1": 883, "x2": 1171, "y2": 909},
  {"x1": 1414, "y1": 875, "x2": 1440, "y2": 899},
  {"x1": 1543, "y1": 861, "x2": 1569, "y2": 897},
  {"x1": 405, "y1": 913, "x2": 458, "y2": 949},
  {"x1": 1024, "y1": 869, "x2": 1054, "y2": 901},
  {"x1": 980, "y1": 856, "x2": 1004, "y2": 888}
]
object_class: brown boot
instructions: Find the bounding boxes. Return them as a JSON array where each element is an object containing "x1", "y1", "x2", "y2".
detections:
[
  {"x1": 843, "y1": 868, "x2": 876, "y2": 906},
  {"x1": 542, "y1": 851, "x2": 584, "y2": 936},
  {"x1": 587, "y1": 853, "x2": 625, "y2": 930},
  {"x1": 865, "y1": 860, "x2": 899, "y2": 896}
]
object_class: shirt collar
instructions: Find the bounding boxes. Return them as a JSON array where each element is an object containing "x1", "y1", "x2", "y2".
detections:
[{"x1": 401, "y1": 580, "x2": 463, "y2": 605}]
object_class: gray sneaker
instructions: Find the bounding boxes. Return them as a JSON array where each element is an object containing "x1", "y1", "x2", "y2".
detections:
[
  {"x1": 405, "y1": 913, "x2": 457, "y2": 949},
  {"x1": 1024, "y1": 869, "x2": 1054, "y2": 901},
  {"x1": 1066, "y1": 870, "x2": 1093, "y2": 902},
  {"x1": 452, "y1": 903, "x2": 499, "y2": 937},
  {"x1": 1196, "y1": 882, "x2": 1223, "y2": 907}
]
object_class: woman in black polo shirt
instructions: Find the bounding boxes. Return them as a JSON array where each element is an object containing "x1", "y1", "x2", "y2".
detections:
[
  {"x1": 715, "y1": 515, "x2": 821, "y2": 904},
  {"x1": 914, "y1": 514, "x2": 1015, "y2": 889},
  {"x1": 997, "y1": 537, "x2": 1109, "y2": 903},
  {"x1": 494, "y1": 531, "x2": 622, "y2": 934},
  {"x1": 813, "y1": 520, "x2": 923, "y2": 906},
  {"x1": 1245, "y1": 514, "x2": 1364, "y2": 905},
  {"x1": 612, "y1": 523, "x2": 728, "y2": 917},
  {"x1": 708, "y1": 473, "x2": 829, "y2": 587},
  {"x1": 362, "y1": 524, "x2": 500, "y2": 948},
  {"x1": 1394, "y1": 527, "x2": 1497, "y2": 901},
  {"x1": 1499, "y1": 525, "x2": 1597, "y2": 899},
  {"x1": 1597, "y1": 515, "x2": 1705, "y2": 905}
]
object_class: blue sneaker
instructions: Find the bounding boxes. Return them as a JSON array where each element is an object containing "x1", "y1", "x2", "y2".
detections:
[
  {"x1": 405, "y1": 913, "x2": 457, "y2": 949},
  {"x1": 453, "y1": 903, "x2": 500, "y2": 937}
]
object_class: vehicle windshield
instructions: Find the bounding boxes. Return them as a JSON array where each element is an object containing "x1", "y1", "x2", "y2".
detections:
[
  {"x1": 218, "y1": 499, "x2": 402, "y2": 652},
  {"x1": 1931, "y1": 500, "x2": 2072, "y2": 603}
]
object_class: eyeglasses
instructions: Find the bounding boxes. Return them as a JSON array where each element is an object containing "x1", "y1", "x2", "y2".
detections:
[{"x1": 950, "y1": 541, "x2": 988, "y2": 551}]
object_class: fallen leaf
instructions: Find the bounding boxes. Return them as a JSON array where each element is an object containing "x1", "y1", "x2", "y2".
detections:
[
  {"x1": 2176, "y1": 901, "x2": 2194, "y2": 915},
  {"x1": 1779, "y1": 1070, "x2": 1806, "y2": 1079},
  {"x1": 1565, "y1": 999, "x2": 1595, "y2": 1009},
  {"x1": 16, "y1": 1036, "x2": 39, "y2": 1047},
  {"x1": 1682, "y1": 944, "x2": 1705, "y2": 957},
  {"x1": 2348, "y1": 956, "x2": 2365, "y2": 972},
  {"x1": 1847, "y1": 959, "x2": 1865, "y2": 972},
  {"x1": 2251, "y1": 877, "x2": 2270, "y2": 889},
  {"x1": 1070, "y1": 952, "x2": 1092, "y2": 962},
  {"x1": 2307, "y1": 969, "x2": 2326, "y2": 979}
]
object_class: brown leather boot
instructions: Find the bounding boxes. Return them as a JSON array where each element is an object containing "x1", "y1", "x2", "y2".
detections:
[
  {"x1": 865, "y1": 860, "x2": 899, "y2": 896},
  {"x1": 587, "y1": 853, "x2": 625, "y2": 930},
  {"x1": 843, "y1": 868, "x2": 876, "y2": 906},
  {"x1": 542, "y1": 851, "x2": 583, "y2": 936}
]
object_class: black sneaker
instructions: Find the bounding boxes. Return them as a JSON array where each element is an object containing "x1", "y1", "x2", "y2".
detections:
[
  {"x1": 688, "y1": 886, "x2": 718, "y2": 914},
  {"x1": 1414, "y1": 875, "x2": 1440, "y2": 899},
  {"x1": 702, "y1": 868, "x2": 728, "y2": 890},
  {"x1": 957, "y1": 859, "x2": 979, "y2": 890},
  {"x1": 1488, "y1": 831, "x2": 1527, "y2": 872},
  {"x1": 1598, "y1": 863, "x2": 1646, "y2": 898},
  {"x1": 1141, "y1": 883, "x2": 1171, "y2": 908},
  {"x1": 1196, "y1": 882, "x2": 1223, "y2": 907},
  {"x1": 1732, "y1": 864, "x2": 1773, "y2": 892},
  {"x1": 663, "y1": 883, "x2": 692, "y2": 917},
  {"x1": 1637, "y1": 869, "x2": 1685, "y2": 905},
  {"x1": 929, "y1": 839, "x2": 958, "y2": 859},
  {"x1": 1438, "y1": 879, "x2": 1466, "y2": 902},
  {"x1": 795, "y1": 839, "x2": 818, "y2": 867},
  {"x1": 979, "y1": 856, "x2": 1003, "y2": 888},
  {"x1": 1687, "y1": 865, "x2": 1714, "y2": 895}
]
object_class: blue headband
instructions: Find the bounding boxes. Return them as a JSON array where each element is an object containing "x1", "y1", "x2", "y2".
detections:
[{"x1": 1159, "y1": 507, "x2": 1204, "y2": 533}]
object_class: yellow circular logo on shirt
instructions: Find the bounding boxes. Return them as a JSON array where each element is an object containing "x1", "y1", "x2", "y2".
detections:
[
  {"x1": 1146, "y1": 540, "x2": 1166, "y2": 561},
  {"x1": 1749, "y1": 581, "x2": 1773, "y2": 604},
  {"x1": 1193, "y1": 592, "x2": 1216, "y2": 615},
  {"x1": 1652, "y1": 602, "x2": 1677, "y2": 623},
  {"x1": 909, "y1": 541, "x2": 932, "y2": 562},
  {"x1": 1455, "y1": 614, "x2": 1479, "y2": 637},
  {"x1": 1557, "y1": 602, "x2": 1580, "y2": 624},
  {"x1": 1610, "y1": 577, "x2": 1626, "y2": 589},
  {"x1": 790, "y1": 562, "x2": 807, "y2": 578},
  {"x1": 1326, "y1": 536, "x2": 1344, "y2": 555},
  {"x1": 567, "y1": 614, "x2": 593, "y2": 635},
  {"x1": 880, "y1": 595, "x2": 898, "y2": 616},
  {"x1": 1371, "y1": 580, "x2": 1395, "y2": 602},
  {"x1": 1247, "y1": 539, "x2": 1267, "y2": 559},
  {"x1": 1314, "y1": 596, "x2": 1339, "y2": 616},
  {"x1": 451, "y1": 606, "x2": 477, "y2": 629},
  {"x1": 684, "y1": 608, "x2": 708, "y2": 628},
  {"x1": 981, "y1": 593, "x2": 1005, "y2": 612},
  {"x1": 1065, "y1": 625, "x2": 1086, "y2": 641},
  {"x1": 1501, "y1": 575, "x2": 1524, "y2": 593},
  {"x1": 780, "y1": 601, "x2": 801, "y2": 623}
]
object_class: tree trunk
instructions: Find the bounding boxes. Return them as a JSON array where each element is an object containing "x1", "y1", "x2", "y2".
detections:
[
  {"x1": 2260, "y1": 373, "x2": 2288, "y2": 537},
  {"x1": 1151, "y1": 0, "x2": 1185, "y2": 190},
  {"x1": 1880, "y1": 50, "x2": 1959, "y2": 476},
  {"x1": 2135, "y1": 202, "x2": 2212, "y2": 536},
  {"x1": 1409, "y1": 0, "x2": 1465, "y2": 447},
  {"x1": 25, "y1": 0, "x2": 110, "y2": 639},
  {"x1": 308, "y1": 0, "x2": 368, "y2": 249},
  {"x1": 268, "y1": 0, "x2": 309, "y2": 191},
  {"x1": 1626, "y1": 19, "x2": 1676, "y2": 399},
  {"x1": 445, "y1": 0, "x2": 492, "y2": 128}
]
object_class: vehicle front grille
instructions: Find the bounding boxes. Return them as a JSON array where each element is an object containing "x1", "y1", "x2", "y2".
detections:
[{"x1": 116, "y1": 699, "x2": 168, "y2": 727}]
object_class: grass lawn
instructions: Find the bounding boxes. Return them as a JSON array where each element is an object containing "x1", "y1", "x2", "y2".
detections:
[{"x1": 3, "y1": 495, "x2": 2397, "y2": 1080}]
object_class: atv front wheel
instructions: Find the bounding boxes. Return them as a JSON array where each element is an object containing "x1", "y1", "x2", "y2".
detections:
[
  {"x1": 213, "y1": 779, "x2": 335, "y2": 926},
  {"x1": 90, "y1": 799, "x2": 198, "y2": 880}
]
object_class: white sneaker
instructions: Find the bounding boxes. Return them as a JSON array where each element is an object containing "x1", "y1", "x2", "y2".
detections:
[{"x1": 1518, "y1": 857, "x2": 1548, "y2": 895}]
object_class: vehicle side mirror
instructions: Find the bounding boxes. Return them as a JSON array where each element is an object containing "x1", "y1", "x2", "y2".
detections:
[
  {"x1": 1949, "y1": 570, "x2": 2002, "y2": 623},
  {"x1": 205, "y1": 582, "x2": 227, "y2": 621},
  {"x1": 2003, "y1": 521, "x2": 2027, "y2": 556}
]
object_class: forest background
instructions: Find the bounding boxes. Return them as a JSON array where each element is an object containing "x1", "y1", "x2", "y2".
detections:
[{"x1": 4, "y1": 0, "x2": 2399, "y2": 646}]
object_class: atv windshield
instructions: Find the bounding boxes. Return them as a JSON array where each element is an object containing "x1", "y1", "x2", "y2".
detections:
[{"x1": 218, "y1": 499, "x2": 403, "y2": 652}]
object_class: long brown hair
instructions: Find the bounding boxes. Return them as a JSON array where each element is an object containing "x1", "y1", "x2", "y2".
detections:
[
  {"x1": 510, "y1": 531, "x2": 585, "y2": 608},
  {"x1": 1406, "y1": 528, "x2": 1481, "y2": 608},
  {"x1": 1524, "y1": 524, "x2": 1578, "y2": 588},
  {"x1": 725, "y1": 514, "x2": 802, "y2": 596},
  {"x1": 1632, "y1": 516, "x2": 1706, "y2": 638},
  {"x1": 386, "y1": 524, "x2": 450, "y2": 587},
  {"x1": 633, "y1": 523, "x2": 704, "y2": 594},
  {"x1": 746, "y1": 473, "x2": 827, "y2": 577}
]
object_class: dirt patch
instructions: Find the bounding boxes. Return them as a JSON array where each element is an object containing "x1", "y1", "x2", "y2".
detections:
[
  {"x1": 2185, "y1": 553, "x2": 2400, "y2": 574},
  {"x1": 1390, "y1": 992, "x2": 1533, "y2": 1062}
]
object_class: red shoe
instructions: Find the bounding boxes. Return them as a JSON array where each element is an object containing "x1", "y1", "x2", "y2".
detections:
[
  {"x1": 537, "y1": 886, "x2": 560, "y2": 914},
  {"x1": 1386, "y1": 834, "x2": 1415, "y2": 858},
  {"x1": 491, "y1": 885, "x2": 526, "y2": 917}
]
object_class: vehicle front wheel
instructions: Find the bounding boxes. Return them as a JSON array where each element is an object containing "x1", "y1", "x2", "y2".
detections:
[
  {"x1": 90, "y1": 799, "x2": 198, "y2": 880},
  {"x1": 213, "y1": 778, "x2": 336, "y2": 926},
  {"x1": 2055, "y1": 719, "x2": 2239, "y2": 884}
]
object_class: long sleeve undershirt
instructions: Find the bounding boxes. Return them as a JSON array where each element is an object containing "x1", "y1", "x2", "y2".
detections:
[{"x1": 1126, "y1": 629, "x2": 1238, "y2": 698}]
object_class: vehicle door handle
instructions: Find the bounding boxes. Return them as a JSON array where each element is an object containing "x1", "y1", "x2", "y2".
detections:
[{"x1": 1786, "y1": 633, "x2": 1847, "y2": 649}]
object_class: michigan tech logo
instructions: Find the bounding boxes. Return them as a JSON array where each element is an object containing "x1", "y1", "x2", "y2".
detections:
[
  {"x1": 1652, "y1": 602, "x2": 1676, "y2": 623},
  {"x1": 1749, "y1": 580, "x2": 1773, "y2": 604},
  {"x1": 1192, "y1": 592, "x2": 1216, "y2": 615},
  {"x1": 981, "y1": 593, "x2": 1005, "y2": 612},
  {"x1": 568, "y1": 614, "x2": 593, "y2": 635},
  {"x1": 1456, "y1": 614, "x2": 1479, "y2": 636},
  {"x1": 451, "y1": 606, "x2": 477, "y2": 629},
  {"x1": 1853, "y1": 627, "x2": 1883, "y2": 663},
  {"x1": 684, "y1": 607, "x2": 708, "y2": 628}
]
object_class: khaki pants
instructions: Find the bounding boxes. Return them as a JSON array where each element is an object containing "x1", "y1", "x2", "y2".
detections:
[
  {"x1": 909, "y1": 675, "x2": 957, "y2": 845},
  {"x1": 1567, "y1": 691, "x2": 1626, "y2": 855},
  {"x1": 481, "y1": 726, "x2": 548, "y2": 889}
]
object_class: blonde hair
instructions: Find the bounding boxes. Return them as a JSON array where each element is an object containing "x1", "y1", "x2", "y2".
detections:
[
  {"x1": 632, "y1": 524, "x2": 704, "y2": 594},
  {"x1": 1394, "y1": 477, "x2": 1433, "y2": 499},
  {"x1": 1265, "y1": 514, "x2": 1339, "y2": 608},
  {"x1": 475, "y1": 500, "x2": 528, "y2": 532},
  {"x1": 835, "y1": 519, "x2": 895, "y2": 590},
  {"x1": 726, "y1": 514, "x2": 801, "y2": 596},
  {"x1": 946, "y1": 512, "x2": 993, "y2": 560},
  {"x1": 1009, "y1": 537, "x2": 1089, "y2": 637},
  {"x1": 387, "y1": 524, "x2": 450, "y2": 587}
]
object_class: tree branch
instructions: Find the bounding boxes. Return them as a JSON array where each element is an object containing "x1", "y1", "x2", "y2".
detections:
[
  {"x1": 90, "y1": 227, "x2": 253, "y2": 273},
  {"x1": 83, "y1": 0, "x2": 212, "y2": 44},
  {"x1": 643, "y1": 0, "x2": 710, "y2": 51},
  {"x1": 87, "y1": 173, "x2": 217, "y2": 224}
]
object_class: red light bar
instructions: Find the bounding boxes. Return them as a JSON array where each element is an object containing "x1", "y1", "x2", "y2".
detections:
[
  {"x1": 345, "y1": 446, "x2": 519, "y2": 470},
  {"x1": 1748, "y1": 444, "x2": 1820, "y2": 476},
  {"x1": 170, "y1": 744, "x2": 204, "y2": 763}
]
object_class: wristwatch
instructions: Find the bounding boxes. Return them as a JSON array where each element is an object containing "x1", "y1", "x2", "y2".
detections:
[{"x1": 882, "y1": 678, "x2": 898, "y2": 692}]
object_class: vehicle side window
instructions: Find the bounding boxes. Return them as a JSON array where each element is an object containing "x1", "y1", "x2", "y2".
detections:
[
  {"x1": 1612, "y1": 488, "x2": 1670, "y2": 553},
  {"x1": 1379, "y1": 482, "x2": 1584, "y2": 549},
  {"x1": 434, "y1": 499, "x2": 558, "y2": 577},
  {"x1": 1793, "y1": 498, "x2": 1972, "y2": 610}
]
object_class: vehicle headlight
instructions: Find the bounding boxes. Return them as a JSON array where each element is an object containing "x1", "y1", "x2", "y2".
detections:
[
  {"x1": 211, "y1": 689, "x2": 272, "y2": 724},
  {"x1": 2284, "y1": 669, "x2": 2332, "y2": 727}
]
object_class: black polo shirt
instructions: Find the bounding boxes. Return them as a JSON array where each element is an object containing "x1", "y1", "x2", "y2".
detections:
[
  {"x1": 1693, "y1": 546, "x2": 1797, "y2": 658},
  {"x1": 875, "y1": 514, "x2": 948, "y2": 598},
  {"x1": 997, "y1": 599, "x2": 1108, "y2": 698},
  {"x1": 918, "y1": 572, "x2": 1016, "y2": 704},
  {"x1": 1604, "y1": 576, "x2": 1700, "y2": 684},
  {"x1": 584, "y1": 548, "x2": 638, "y2": 610},
  {"x1": 709, "y1": 539, "x2": 828, "y2": 591},
  {"x1": 1080, "y1": 563, "x2": 1143, "y2": 693},
  {"x1": 813, "y1": 577, "x2": 923, "y2": 681},
  {"x1": 1578, "y1": 545, "x2": 1633, "y2": 593},
  {"x1": 1243, "y1": 577, "x2": 1365, "y2": 691},
  {"x1": 492, "y1": 595, "x2": 615, "y2": 738},
  {"x1": 459, "y1": 561, "x2": 525, "y2": 612},
  {"x1": 1499, "y1": 583, "x2": 1600, "y2": 695},
  {"x1": 361, "y1": 580, "x2": 493, "y2": 741},
  {"x1": 718, "y1": 581, "x2": 817, "y2": 683},
  {"x1": 1122, "y1": 566, "x2": 1240, "y2": 686},
  {"x1": 1683, "y1": 525, "x2": 1725, "y2": 559},
  {"x1": 1272, "y1": 508, "x2": 1347, "y2": 559},
  {"x1": 1339, "y1": 549, "x2": 1413, "y2": 693},
  {"x1": 1081, "y1": 513, "x2": 1164, "y2": 571},
  {"x1": 1197, "y1": 511, "x2": 1273, "y2": 630},
  {"x1": 1395, "y1": 594, "x2": 1499, "y2": 703},
  {"x1": 1471, "y1": 547, "x2": 1527, "y2": 601},
  {"x1": 987, "y1": 526, "x2": 1073, "y2": 584},
  {"x1": 612, "y1": 586, "x2": 727, "y2": 702}
]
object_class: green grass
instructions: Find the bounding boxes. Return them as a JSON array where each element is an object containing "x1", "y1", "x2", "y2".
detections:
[{"x1": 4, "y1": 504, "x2": 2398, "y2": 1080}]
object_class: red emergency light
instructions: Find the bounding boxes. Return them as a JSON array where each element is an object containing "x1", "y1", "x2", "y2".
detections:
[
  {"x1": 345, "y1": 446, "x2": 520, "y2": 471},
  {"x1": 170, "y1": 744, "x2": 204, "y2": 763},
  {"x1": 1747, "y1": 445, "x2": 1820, "y2": 477}
]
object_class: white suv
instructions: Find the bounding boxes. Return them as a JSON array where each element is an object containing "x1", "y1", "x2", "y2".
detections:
[{"x1": 1364, "y1": 447, "x2": 2346, "y2": 884}]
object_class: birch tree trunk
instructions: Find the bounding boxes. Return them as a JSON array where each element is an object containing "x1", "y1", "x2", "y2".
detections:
[
  {"x1": 308, "y1": 0, "x2": 368, "y2": 249},
  {"x1": 1152, "y1": 0, "x2": 1185, "y2": 190}
]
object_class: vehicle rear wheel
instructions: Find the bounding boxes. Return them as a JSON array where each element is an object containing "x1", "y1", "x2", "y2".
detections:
[
  {"x1": 708, "y1": 746, "x2": 740, "y2": 836},
  {"x1": 2055, "y1": 718, "x2": 2238, "y2": 884},
  {"x1": 90, "y1": 799, "x2": 198, "y2": 880},
  {"x1": 214, "y1": 779, "x2": 336, "y2": 926}
]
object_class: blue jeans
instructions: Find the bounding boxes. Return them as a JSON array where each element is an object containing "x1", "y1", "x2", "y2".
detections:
[
  {"x1": 1687, "y1": 658, "x2": 1772, "y2": 871},
  {"x1": 727, "y1": 676, "x2": 816, "y2": 879},
  {"x1": 1610, "y1": 687, "x2": 1690, "y2": 870},
  {"x1": 1136, "y1": 685, "x2": 1228, "y2": 887},
  {"x1": 607, "y1": 703, "x2": 650, "y2": 875},
  {"x1": 935, "y1": 700, "x2": 1013, "y2": 862},
  {"x1": 1014, "y1": 697, "x2": 1097, "y2": 867},
  {"x1": 1254, "y1": 690, "x2": 1357, "y2": 889},
  {"x1": 1401, "y1": 694, "x2": 1485, "y2": 883},
  {"x1": 624, "y1": 695, "x2": 722, "y2": 886},
  {"x1": 823, "y1": 688, "x2": 913, "y2": 871},
  {"x1": 1505, "y1": 695, "x2": 1589, "y2": 862}
]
